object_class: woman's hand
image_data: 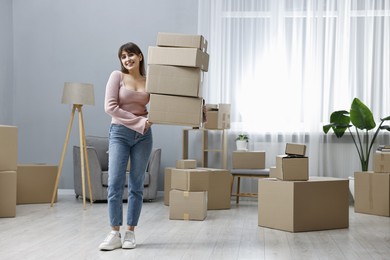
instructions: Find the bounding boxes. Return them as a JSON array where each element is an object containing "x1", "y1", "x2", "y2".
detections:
[{"x1": 144, "y1": 120, "x2": 152, "y2": 133}]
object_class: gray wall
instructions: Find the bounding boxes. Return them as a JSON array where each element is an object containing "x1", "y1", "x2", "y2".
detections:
[
  {"x1": 0, "y1": 0, "x2": 13, "y2": 124},
  {"x1": 4, "y1": 0, "x2": 200, "y2": 189}
]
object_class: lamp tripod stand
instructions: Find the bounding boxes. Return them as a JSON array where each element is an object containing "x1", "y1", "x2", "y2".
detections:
[{"x1": 50, "y1": 104, "x2": 93, "y2": 209}]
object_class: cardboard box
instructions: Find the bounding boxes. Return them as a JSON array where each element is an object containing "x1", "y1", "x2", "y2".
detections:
[
  {"x1": 0, "y1": 125, "x2": 18, "y2": 171},
  {"x1": 146, "y1": 65, "x2": 203, "y2": 97},
  {"x1": 164, "y1": 167, "x2": 174, "y2": 206},
  {"x1": 232, "y1": 151, "x2": 265, "y2": 169},
  {"x1": 204, "y1": 104, "x2": 231, "y2": 129},
  {"x1": 148, "y1": 46, "x2": 209, "y2": 71},
  {"x1": 275, "y1": 155, "x2": 308, "y2": 181},
  {"x1": 258, "y1": 177, "x2": 349, "y2": 232},
  {"x1": 171, "y1": 168, "x2": 209, "y2": 191},
  {"x1": 0, "y1": 171, "x2": 16, "y2": 218},
  {"x1": 169, "y1": 167, "x2": 232, "y2": 209},
  {"x1": 157, "y1": 32, "x2": 208, "y2": 52},
  {"x1": 354, "y1": 171, "x2": 390, "y2": 216},
  {"x1": 148, "y1": 94, "x2": 203, "y2": 127},
  {"x1": 285, "y1": 143, "x2": 306, "y2": 156},
  {"x1": 269, "y1": 167, "x2": 277, "y2": 178},
  {"x1": 176, "y1": 159, "x2": 197, "y2": 169},
  {"x1": 203, "y1": 168, "x2": 232, "y2": 210},
  {"x1": 169, "y1": 190, "x2": 207, "y2": 220},
  {"x1": 374, "y1": 152, "x2": 390, "y2": 173},
  {"x1": 16, "y1": 164, "x2": 58, "y2": 204}
]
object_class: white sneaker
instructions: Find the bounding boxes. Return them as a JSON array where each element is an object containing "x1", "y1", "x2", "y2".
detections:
[
  {"x1": 99, "y1": 231, "x2": 122, "y2": 251},
  {"x1": 122, "y1": 230, "x2": 136, "y2": 249}
]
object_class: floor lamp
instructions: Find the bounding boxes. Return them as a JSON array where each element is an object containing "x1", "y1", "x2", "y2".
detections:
[{"x1": 51, "y1": 82, "x2": 95, "y2": 209}]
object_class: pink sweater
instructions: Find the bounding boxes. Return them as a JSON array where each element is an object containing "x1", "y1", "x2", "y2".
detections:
[{"x1": 104, "y1": 70, "x2": 149, "y2": 134}]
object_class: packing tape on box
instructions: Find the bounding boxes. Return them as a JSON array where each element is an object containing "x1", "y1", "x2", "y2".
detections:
[{"x1": 183, "y1": 213, "x2": 190, "y2": 220}]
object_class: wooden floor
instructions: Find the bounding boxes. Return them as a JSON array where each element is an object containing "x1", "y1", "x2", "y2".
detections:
[{"x1": 1, "y1": 190, "x2": 390, "y2": 260}]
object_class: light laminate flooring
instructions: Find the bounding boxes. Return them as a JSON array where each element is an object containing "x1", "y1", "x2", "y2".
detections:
[{"x1": 1, "y1": 190, "x2": 389, "y2": 260}]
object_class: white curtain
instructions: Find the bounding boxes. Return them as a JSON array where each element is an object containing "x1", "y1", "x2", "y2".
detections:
[{"x1": 198, "y1": 0, "x2": 390, "y2": 180}]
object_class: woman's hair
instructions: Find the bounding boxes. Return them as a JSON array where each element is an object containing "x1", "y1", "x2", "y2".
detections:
[{"x1": 118, "y1": 42, "x2": 146, "y2": 76}]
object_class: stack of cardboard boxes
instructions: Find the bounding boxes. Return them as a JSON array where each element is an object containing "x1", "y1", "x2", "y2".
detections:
[
  {"x1": 258, "y1": 143, "x2": 349, "y2": 232},
  {"x1": 146, "y1": 32, "x2": 209, "y2": 127},
  {"x1": 165, "y1": 159, "x2": 232, "y2": 221},
  {"x1": 0, "y1": 125, "x2": 18, "y2": 218},
  {"x1": 354, "y1": 150, "x2": 390, "y2": 216}
]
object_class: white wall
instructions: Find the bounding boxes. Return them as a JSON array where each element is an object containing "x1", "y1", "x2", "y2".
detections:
[
  {"x1": 0, "y1": 0, "x2": 13, "y2": 124},
  {"x1": 9, "y1": 0, "x2": 199, "y2": 189}
]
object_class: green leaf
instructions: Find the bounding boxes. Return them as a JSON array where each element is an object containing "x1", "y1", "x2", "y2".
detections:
[
  {"x1": 350, "y1": 98, "x2": 376, "y2": 130},
  {"x1": 381, "y1": 116, "x2": 390, "y2": 121}
]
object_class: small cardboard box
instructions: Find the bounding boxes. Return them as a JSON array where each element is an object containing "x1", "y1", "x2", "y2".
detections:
[
  {"x1": 16, "y1": 164, "x2": 58, "y2": 204},
  {"x1": 354, "y1": 171, "x2": 390, "y2": 216},
  {"x1": 168, "y1": 167, "x2": 232, "y2": 209},
  {"x1": 146, "y1": 65, "x2": 203, "y2": 97},
  {"x1": 0, "y1": 125, "x2": 18, "y2": 171},
  {"x1": 232, "y1": 151, "x2": 265, "y2": 169},
  {"x1": 204, "y1": 104, "x2": 231, "y2": 129},
  {"x1": 373, "y1": 152, "x2": 390, "y2": 173},
  {"x1": 169, "y1": 190, "x2": 207, "y2": 221},
  {"x1": 258, "y1": 177, "x2": 349, "y2": 232},
  {"x1": 176, "y1": 159, "x2": 197, "y2": 169},
  {"x1": 156, "y1": 32, "x2": 208, "y2": 52},
  {"x1": 148, "y1": 94, "x2": 203, "y2": 127},
  {"x1": 275, "y1": 155, "x2": 308, "y2": 181},
  {"x1": 285, "y1": 143, "x2": 306, "y2": 156},
  {"x1": 164, "y1": 167, "x2": 174, "y2": 206},
  {"x1": 148, "y1": 46, "x2": 209, "y2": 71},
  {"x1": 0, "y1": 171, "x2": 16, "y2": 218},
  {"x1": 269, "y1": 167, "x2": 277, "y2": 178},
  {"x1": 171, "y1": 168, "x2": 209, "y2": 191}
]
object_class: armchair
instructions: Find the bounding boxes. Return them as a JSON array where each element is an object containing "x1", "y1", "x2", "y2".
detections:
[{"x1": 73, "y1": 136, "x2": 161, "y2": 202}]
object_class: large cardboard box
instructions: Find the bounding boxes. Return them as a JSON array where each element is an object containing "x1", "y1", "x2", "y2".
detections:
[
  {"x1": 0, "y1": 171, "x2": 16, "y2": 218},
  {"x1": 0, "y1": 125, "x2": 18, "y2": 171},
  {"x1": 232, "y1": 151, "x2": 265, "y2": 169},
  {"x1": 157, "y1": 32, "x2": 208, "y2": 52},
  {"x1": 148, "y1": 46, "x2": 209, "y2": 72},
  {"x1": 258, "y1": 177, "x2": 349, "y2": 232},
  {"x1": 204, "y1": 104, "x2": 231, "y2": 130},
  {"x1": 203, "y1": 168, "x2": 232, "y2": 210},
  {"x1": 169, "y1": 167, "x2": 232, "y2": 209},
  {"x1": 164, "y1": 167, "x2": 174, "y2": 206},
  {"x1": 148, "y1": 94, "x2": 203, "y2": 127},
  {"x1": 146, "y1": 65, "x2": 203, "y2": 97},
  {"x1": 373, "y1": 152, "x2": 390, "y2": 173},
  {"x1": 285, "y1": 143, "x2": 306, "y2": 156},
  {"x1": 169, "y1": 190, "x2": 207, "y2": 220},
  {"x1": 176, "y1": 159, "x2": 197, "y2": 169},
  {"x1": 16, "y1": 164, "x2": 58, "y2": 204},
  {"x1": 275, "y1": 155, "x2": 308, "y2": 181},
  {"x1": 354, "y1": 171, "x2": 390, "y2": 216}
]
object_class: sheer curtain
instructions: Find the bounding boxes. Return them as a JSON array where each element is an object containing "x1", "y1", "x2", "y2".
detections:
[{"x1": 198, "y1": 0, "x2": 390, "y2": 178}]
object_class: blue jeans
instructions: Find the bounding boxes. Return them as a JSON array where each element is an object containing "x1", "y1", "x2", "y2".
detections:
[{"x1": 107, "y1": 124, "x2": 153, "y2": 227}]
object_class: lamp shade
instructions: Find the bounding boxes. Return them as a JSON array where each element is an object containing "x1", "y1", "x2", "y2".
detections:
[{"x1": 61, "y1": 82, "x2": 95, "y2": 105}]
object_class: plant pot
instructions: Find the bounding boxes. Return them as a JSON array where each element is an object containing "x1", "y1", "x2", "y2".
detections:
[
  {"x1": 236, "y1": 140, "x2": 248, "y2": 151},
  {"x1": 348, "y1": 176, "x2": 355, "y2": 201}
]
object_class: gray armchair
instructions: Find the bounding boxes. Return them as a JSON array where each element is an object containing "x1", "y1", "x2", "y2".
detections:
[{"x1": 73, "y1": 136, "x2": 161, "y2": 202}]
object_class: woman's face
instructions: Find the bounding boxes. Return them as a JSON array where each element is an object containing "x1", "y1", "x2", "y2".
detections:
[{"x1": 120, "y1": 51, "x2": 142, "y2": 73}]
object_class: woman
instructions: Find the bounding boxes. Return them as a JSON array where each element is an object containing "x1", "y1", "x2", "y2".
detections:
[{"x1": 99, "y1": 42, "x2": 153, "y2": 251}]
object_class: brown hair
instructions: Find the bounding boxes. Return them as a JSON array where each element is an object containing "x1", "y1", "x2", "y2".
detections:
[{"x1": 118, "y1": 42, "x2": 145, "y2": 76}]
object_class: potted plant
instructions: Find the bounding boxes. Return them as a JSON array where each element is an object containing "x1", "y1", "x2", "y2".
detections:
[
  {"x1": 235, "y1": 134, "x2": 249, "y2": 151},
  {"x1": 323, "y1": 97, "x2": 390, "y2": 199}
]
